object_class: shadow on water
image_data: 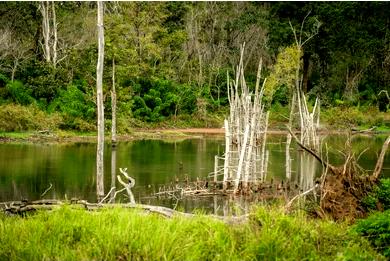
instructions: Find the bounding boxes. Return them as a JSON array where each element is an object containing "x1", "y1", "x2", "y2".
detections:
[{"x1": 0, "y1": 134, "x2": 389, "y2": 214}]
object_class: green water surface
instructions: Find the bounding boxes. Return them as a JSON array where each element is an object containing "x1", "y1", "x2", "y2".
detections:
[{"x1": 0, "y1": 134, "x2": 388, "y2": 212}]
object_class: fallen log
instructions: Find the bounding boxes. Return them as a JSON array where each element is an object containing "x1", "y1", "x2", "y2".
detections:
[{"x1": 0, "y1": 199, "x2": 249, "y2": 225}]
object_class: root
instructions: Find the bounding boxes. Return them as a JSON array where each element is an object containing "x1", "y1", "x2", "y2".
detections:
[{"x1": 289, "y1": 130, "x2": 390, "y2": 221}]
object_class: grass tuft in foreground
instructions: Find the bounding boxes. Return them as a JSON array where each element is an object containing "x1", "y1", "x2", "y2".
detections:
[{"x1": 0, "y1": 206, "x2": 384, "y2": 260}]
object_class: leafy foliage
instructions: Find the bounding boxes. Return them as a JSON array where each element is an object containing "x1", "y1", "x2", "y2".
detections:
[
  {"x1": 265, "y1": 45, "x2": 301, "y2": 101},
  {"x1": 362, "y1": 179, "x2": 390, "y2": 212},
  {"x1": 0, "y1": 2, "x2": 389, "y2": 129},
  {"x1": 131, "y1": 78, "x2": 196, "y2": 122},
  {"x1": 0, "y1": 104, "x2": 61, "y2": 131},
  {"x1": 5, "y1": 80, "x2": 34, "y2": 105},
  {"x1": 48, "y1": 83, "x2": 95, "y2": 131},
  {"x1": 49, "y1": 83, "x2": 95, "y2": 120},
  {"x1": 355, "y1": 210, "x2": 390, "y2": 258}
]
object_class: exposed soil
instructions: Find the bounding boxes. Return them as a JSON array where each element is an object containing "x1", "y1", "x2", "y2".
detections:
[{"x1": 317, "y1": 168, "x2": 374, "y2": 221}]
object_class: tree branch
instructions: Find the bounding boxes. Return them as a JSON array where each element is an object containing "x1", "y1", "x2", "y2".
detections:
[
  {"x1": 372, "y1": 135, "x2": 390, "y2": 180},
  {"x1": 287, "y1": 125, "x2": 337, "y2": 175}
]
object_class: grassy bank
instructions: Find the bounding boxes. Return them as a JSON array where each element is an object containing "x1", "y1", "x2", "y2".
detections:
[
  {"x1": 0, "y1": 104, "x2": 389, "y2": 136},
  {"x1": 0, "y1": 206, "x2": 383, "y2": 260}
]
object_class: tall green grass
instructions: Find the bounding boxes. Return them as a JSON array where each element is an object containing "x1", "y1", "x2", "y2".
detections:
[{"x1": 0, "y1": 206, "x2": 383, "y2": 260}]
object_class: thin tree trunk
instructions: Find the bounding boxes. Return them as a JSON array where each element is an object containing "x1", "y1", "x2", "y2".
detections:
[
  {"x1": 51, "y1": 1, "x2": 57, "y2": 67},
  {"x1": 286, "y1": 134, "x2": 292, "y2": 179},
  {"x1": 111, "y1": 58, "x2": 117, "y2": 147},
  {"x1": 214, "y1": 155, "x2": 218, "y2": 182},
  {"x1": 223, "y1": 119, "x2": 230, "y2": 190},
  {"x1": 260, "y1": 112, "x2": 269, "y2": 181},
  {"x1": 11, "y1": 60, "x2": 18, "y2": 82},
  {"x1": 235, "y1": 124, "x2": 249, "y2": 191},
  {"x1": 40, "y1": 1, "x2": 51, "y2": 63},
  {"x1": 96, "y1": 1, "x2": 105, "y2": 200}
]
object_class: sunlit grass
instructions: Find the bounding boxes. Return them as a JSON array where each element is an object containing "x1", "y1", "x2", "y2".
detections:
[
  {"x1": 0, "y1": 206, "x2": 383, "y2": 260},
  {"x1": 0, "y1": 131, "x2": 34, "y2": 139}
]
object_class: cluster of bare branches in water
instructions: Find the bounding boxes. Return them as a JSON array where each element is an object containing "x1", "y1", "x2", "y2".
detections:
[{"x1": 152, "y1": 44, "x2": 390, "y2": 221}]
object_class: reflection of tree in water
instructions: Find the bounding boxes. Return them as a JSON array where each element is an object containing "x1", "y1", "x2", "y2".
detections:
[
  {"x1": 298, "y1": 152, "x2": 316, "y2": 192},
  {"x1": 110, "y1": 147, "x2": 117, "y2": 202},
  {"x1": 286, "y1": 134, "x2": 319, "y2": 192}
]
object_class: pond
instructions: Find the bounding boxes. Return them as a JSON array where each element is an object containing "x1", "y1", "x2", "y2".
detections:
[{"x1": 0, "y1": 134, "x2": 389, "y2": 214}]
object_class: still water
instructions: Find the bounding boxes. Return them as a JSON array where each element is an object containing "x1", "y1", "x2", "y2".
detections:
[{"x1": 0, "y1": 134, "x2": 389, "y2": 212}]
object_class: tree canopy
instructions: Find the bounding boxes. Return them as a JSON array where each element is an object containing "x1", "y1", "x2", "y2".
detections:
[{"x1": 0, "y1": 2, "x2": 388, "y2": 130}]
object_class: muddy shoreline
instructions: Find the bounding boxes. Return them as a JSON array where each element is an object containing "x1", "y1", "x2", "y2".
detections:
[{"x1": 0, "y1": 127, "x2": 389, "y2": 143}]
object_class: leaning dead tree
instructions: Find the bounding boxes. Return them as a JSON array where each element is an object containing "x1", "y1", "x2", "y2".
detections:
[
  {"x1": 288, "y1": 127, "x2": 390, "y2": 221},
  {"x1": 212, "y1": 44, "x2": 270, "y2": 193}
]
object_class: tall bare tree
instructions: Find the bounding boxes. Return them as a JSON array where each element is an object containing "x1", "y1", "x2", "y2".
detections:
[
  {"x1": 40, "y1": 1, "x2": 51, "y2": 63},
  {"x1": 39, "y1": 1, "x2": 59, "y2": 67},
  {"x1": 111, "y1": 58, "x2": 117, "y2": 146},
  {"x1": 96, "y1": 1, "x2": 105, "y2": 200}
]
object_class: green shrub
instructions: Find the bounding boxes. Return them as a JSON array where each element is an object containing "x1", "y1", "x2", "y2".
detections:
[
  {"x1": 323, "y1": 106, "x2": 385, "y2": 129},
  {"x1": 6, "y1": 80, "x2": 35, "y2": 105},
  {"x1": 49, "y1": 84, "x2": 95, "y2": 120},
  {"x1": 362, "y1": 179, "x2": 390, "y2": 211},
  {"x1": 0, "y1": 104, "x2": 62, "y2": 131},
  {"x1": 354, "y1": 210, "x2": 390, "y2": 258},
  {"x1": 22, "y1": 60, "x2": 68, "y2": 104},
  {"x1": 377, "y1": 179, "x2": 390, "y2": 210},
  {"x1": 59, "y1": 116, "x2": 96, "y2": 132},
  {"x1": 131, "y1": 78, "x2": 196, "y2": 122},
  {"x1": 48, "y1": 83, "x2": 95, "y2": 130}
]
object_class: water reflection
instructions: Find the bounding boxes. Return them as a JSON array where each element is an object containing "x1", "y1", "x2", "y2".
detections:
[
  {"x1": 297, "y1": 152, "x2": 317, "y2": 192},
  {"x1": 110, "y1": 147, "x2": 117, "y2": 202},
  {"x1": 0, "y1": 134, "x2": 389, "y2": 214}
]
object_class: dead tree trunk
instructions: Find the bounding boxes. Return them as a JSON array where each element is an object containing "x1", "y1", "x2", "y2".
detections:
[
  {"x1": 96, "y1": 1, "x2": 105, "y2": 200},
  {"x1": 39, "y1": 1, "x2": 58, "y2": 66},
  {"x1": 213, "y1": 45, "x2": 269, "y2": 193},
  {"x1": 289, "y1": 16, "x2": 320, "y2": 150},
  {"x1": 111, "y1": 58, "x2": 117, "y2": 147},
  {"x1": 40, "y1": 1, "x2": 51, "y2": 63},
  {"x1": 51, "y1": 1, "x2": 57, "y2": 67}
]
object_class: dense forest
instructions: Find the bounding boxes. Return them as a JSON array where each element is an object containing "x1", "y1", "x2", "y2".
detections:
[{"x1": 0, "y1": 2, "x2": 389, "y2": 132}]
